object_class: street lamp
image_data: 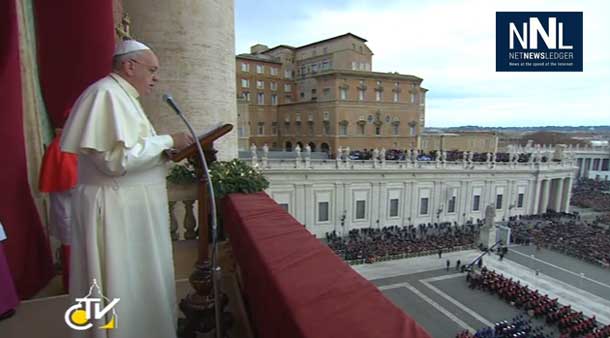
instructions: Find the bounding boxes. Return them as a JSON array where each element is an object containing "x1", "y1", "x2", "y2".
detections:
[{"x1": 376, "y1": 219, "x2": 380, "y2": 229}]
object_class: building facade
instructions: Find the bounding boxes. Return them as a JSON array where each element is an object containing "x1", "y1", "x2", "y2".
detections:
[
  {"x1": 566, "y1": 145, "x2": 610, "y2": 180},
  {"x1": 236, "y1": 33, "x2": 427, "y2": 153},
  {"x1": 249, "y1": 147, "x2": 577, "y2": 238}
]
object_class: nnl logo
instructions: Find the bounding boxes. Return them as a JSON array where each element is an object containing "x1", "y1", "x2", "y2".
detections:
[
  {"x1": 509, "y1": 17, "x2": 573, "y2": 50},
  {"x1": 496, "y1": 12, "x2": 582, "y2": 72}
]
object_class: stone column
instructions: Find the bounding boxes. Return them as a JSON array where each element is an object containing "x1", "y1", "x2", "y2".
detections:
[
  {"x1": 122, "y1": 0, "x2": 238, "y2": 160},
  {"x1": 563, "y1": 177, "x2": 573, "y2": 212},
  {"x1": 554, "y1": 178, "x2": 564, "y2": 212},
  {"x1": 531, "y1": 179, "x2": 541, "y2": 215},
  {"x1": 540, "y1": 179, "x2": 551, "y2": 214},
  {"x1": 304, "y1": 184, "x2": 313, "y2": 227}
]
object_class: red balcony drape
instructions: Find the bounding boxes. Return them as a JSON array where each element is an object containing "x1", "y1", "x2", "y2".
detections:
[
  {"x1": 223, "y1": 192, "x2": 432, "y2": 338},
  {"x1": 0, "y1": 0, "x2": 54, "y2": 299}
]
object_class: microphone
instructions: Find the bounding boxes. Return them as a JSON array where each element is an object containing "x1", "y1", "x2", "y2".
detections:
[
  {"x1": 162, "y1": 93, "x2": 223, "y2": 338},
  {"x1": 162, "y1": 94, "x2": 183, "y2": 115}
]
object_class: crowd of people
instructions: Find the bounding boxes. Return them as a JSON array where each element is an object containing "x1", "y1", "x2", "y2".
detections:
[
  {"x1": 326, "y1": 222, "x2": 479, "y2": 263},
  {"x1": 508, "y1": 215, "x2": 610, "y2": 268},
  {"x1": 467, "y1": 267, "x2": 608, "y2": 337},
  {"x1": 571, "y1": 179, "x2": 610, "y2": 212},
  {"x1": 456, "y1": 315, "x2": 551, "y2": 338}
]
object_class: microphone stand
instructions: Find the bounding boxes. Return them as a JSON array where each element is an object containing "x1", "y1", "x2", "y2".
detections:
[{"x1": 164, "y1": 94, "x2": 222, "y2": 338}]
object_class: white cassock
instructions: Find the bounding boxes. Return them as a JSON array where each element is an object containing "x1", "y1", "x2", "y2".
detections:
[{"x1": 61, "y1": 73, "x2": 177, "y2": 338}]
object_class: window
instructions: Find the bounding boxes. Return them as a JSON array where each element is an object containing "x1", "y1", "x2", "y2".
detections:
[
  {"x1": 242, "y1": 91, "x2": 250, "y2": 102},
  {"x1": 352, "y1": 61, "x2": 357, "y2": 70},
  {"x1": 285, "y1": 95, "x2": 292, "y2": 103},
  {"x1": 240, "y1": 63, "x2": 249, "y2": 72},
  {"x1": 311, "y1": 64, "x2": 318, "y2": 73},
  {"x1": 358, "y1": 89, "x2": 364, "y2": 101},
  {"x1": 410, "y1": 125, "x2": 416, "y2": 136},
  {"x1": 238, "y1": 127, "x2": 245, "y2": 137},
  {"x1": 420, "y1": 93, "x2": 425, "y2": 106},
  {"x1": 308, "y1": 123, "x2": 314, "y2": 135},
  {"x1": 322, "y1": 60, "x2": 330, "y2": 70},
  {"x1": 473, "y1": 195, "x2": 480, "y2": 211},
  {"x1": 356, "y1": 200, "x2": 366, "y2": 219},
  {"x1": 241, "y1": 79, "x2": 249, "y2": 88},
  {"x1": 375, "y1": 126, "x2": 381, "y2": 135},
  {"x1": 257, "y1": 123, "x2": 264, "y2": 135},
  {"x1": 496, "y1": 195, "x2": 503, "y2": 209},
  {"x1": 448, "y1": 196, "x2": 456, "y2": 213},
  {"x1": 339, "y1": 124, "x2": 347, "y2": 136},
  {"x1": 389, "y1": 198, "x2": 399, "y2": 217},
  {"x1": 376, "y1": 91, "x2": 381, "y2": 101},
  {"x1": 256, "y1": 64, "x2": 264, "y2": 74},
  {"x1": 271, "y1": 94, "x2": 277, "y2": 105},
  {"x1": 284, "y1": 69, "x2": 292, "y2": 79},
  {"x1": 270, "y1": 82, "x2": 277, "y2": 91},
  {"x1": 284, "y1": 83, "x2": 292, "y2": 92},
  {"x1": 517, "y1": 193, "x2": 524, "y2": 208},
  {"x1": 318, "y1": 202, "x2": 329, "y2": 222},
  {"x1": 323, "y1": 47, "x2": 328, "y2": 54},
  {"x1": 358, "y1": 124, "x2": 365, "y2": 135},
  {"x1": 340, "y1": 88, "x2": 347, "y2": 100},
  {"x1": 279, "y1": 203, "x2": 289, "y2": 211},
  {"x1": 256, "y1": 80, "x2": 264, "y2": 89},
  {"x1": 420, "y1": 197, "x2": 429, "y2": 215},
  {"x1": 410, "y1": 93, "x2": 416, "y2": 103},
  {"x1": 393, "y1": 92, "x2": 399, "y2": 102},
  {"x1": 392, "y1": 124, "x2": 399, "y2": 135},
  {"x1": 323, "y1": 88, "x2": 330, "y2": 96},
  {"x1": 270, "y1": 67, "x2": 278, "y2": 76},
  {"x1": 257, "y1": 93, "x2": 264, "y2": 105},
  {"x1": 323, "y1": 123, "x2": 330, "y2": 135},
  {"x1": 359, "y1": 62, "x2": 365, "y2": 70},
  {"x1": 272, "y1": 124, "x2": 278, "y2": 135}
]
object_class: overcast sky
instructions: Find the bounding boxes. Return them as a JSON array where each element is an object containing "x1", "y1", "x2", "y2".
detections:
[{"x1": 235, "y1": 0, "x2": 609, "y2": 128}]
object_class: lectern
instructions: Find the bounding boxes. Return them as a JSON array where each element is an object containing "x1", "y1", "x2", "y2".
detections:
[{"x1": 169, "y1": 123, "x2": 233, "y2": 337}]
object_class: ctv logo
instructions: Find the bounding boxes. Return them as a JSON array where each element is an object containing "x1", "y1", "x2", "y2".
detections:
[
  {"x1": 496, "y1": 12, "x2": 582, "y2": 72},
  {"x1": 64, "y1": 279, "x2": 120, "y2": 331}
]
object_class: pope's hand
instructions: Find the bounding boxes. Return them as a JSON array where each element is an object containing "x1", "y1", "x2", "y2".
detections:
[{"x1": 171, "y1": 132, "x2": 195, "y2": 150}]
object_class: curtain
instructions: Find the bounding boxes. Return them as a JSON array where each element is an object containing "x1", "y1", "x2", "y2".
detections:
[{"x1": 0, "y1": 0, "x2": 54, "y2": 299}]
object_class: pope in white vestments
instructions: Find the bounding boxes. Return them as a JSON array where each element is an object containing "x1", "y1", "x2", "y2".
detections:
[{"x1": 61, "y1": 40, "x2": 193, "y2": 338}]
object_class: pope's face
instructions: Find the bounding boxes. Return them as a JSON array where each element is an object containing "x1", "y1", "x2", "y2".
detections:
[{"x1": 125, "y1": 50, "x2": 160, "y2": 96}]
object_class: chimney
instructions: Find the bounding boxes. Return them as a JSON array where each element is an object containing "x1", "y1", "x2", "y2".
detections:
[{"x1": 250, "y1": 44, "x2": 269, "y2": 54}]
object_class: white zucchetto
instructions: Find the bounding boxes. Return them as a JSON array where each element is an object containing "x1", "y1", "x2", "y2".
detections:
[{"x1": 113, "y1": 39, "x2": 151, "y2": 56}]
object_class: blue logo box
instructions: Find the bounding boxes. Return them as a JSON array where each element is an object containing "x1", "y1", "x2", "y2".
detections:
[{"x1": 496, "y1": 12, "x2": 582, "y2": 72}]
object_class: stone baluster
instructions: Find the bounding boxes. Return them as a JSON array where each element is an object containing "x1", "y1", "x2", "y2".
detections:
[
  {"x1": 169, "y1": 201, "x2": 179, "y2": 241},
  {"x1": 183, "y1": 199, "x2": 197, "y2": 240},
  {"x1": 463, "y1": 151, "x2": 469, "y2": 169},
  {"x1": 380, "y1": 148, "x2": 386, "y2": 167}
]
